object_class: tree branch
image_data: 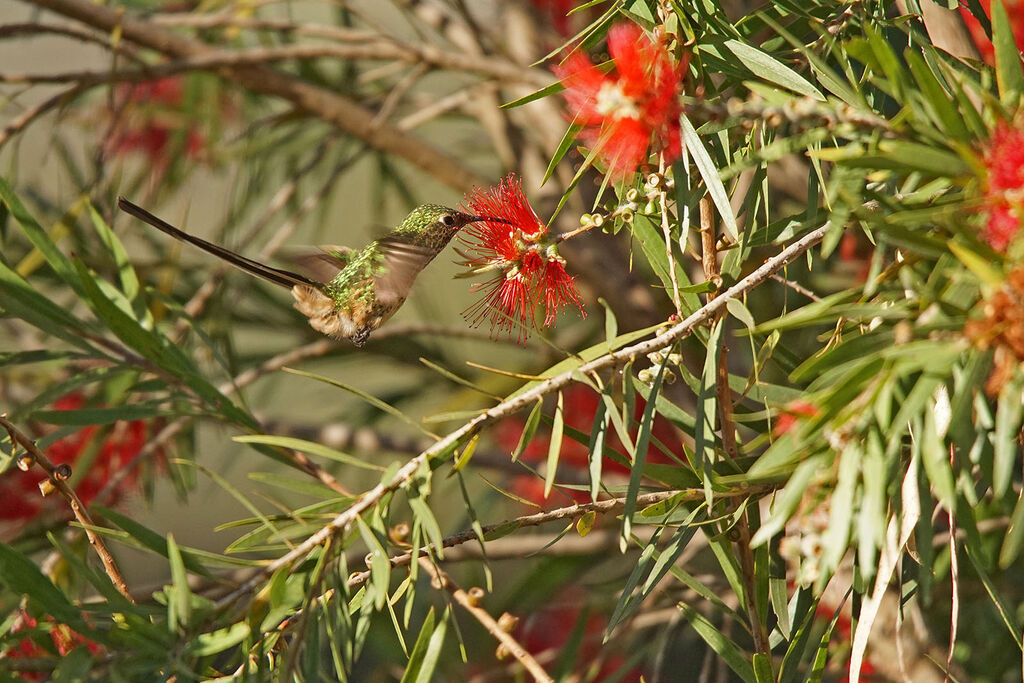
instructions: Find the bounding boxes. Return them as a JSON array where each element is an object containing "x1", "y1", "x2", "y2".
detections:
[
  {"x1": 19, "y1": 0, "x2": 489, "y2": 192},
  {"x1": 417, "y1": 557, "x2": 554, "y2": 683},
  {"x1": 0, "y1": 414, "x2": 134, "y2": 602}
]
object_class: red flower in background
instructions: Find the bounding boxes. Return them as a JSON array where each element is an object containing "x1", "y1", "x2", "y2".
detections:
[
  {"x1": 554, "y1": 23, "x2": 686, "y2": 178},
  {"x1": 960, "y1": 0, "x2": 1024, "y2": 63},
  {"x1": 495, "y1": 384, "x2": 684, "y2": 506},
  {"x1": 106, "y1": 77, "x2": 206, "y2": 165},
  {"x1": 517, "y1": 588, "x2": 642, "y2": 682},
  {"x1": 460, "y1": 174, "x2": 585, "y2": 342},
  {"x1": 0, "y1": 392, "x2": 149, "y2": 522},
  {"x1": 772, "y1": 400, "x2": 820, "y2": 438},
  {"x1": 5, "y1": 610, "x2": 101, "y2": 680},
  {"x1": 980, "y1": 122, "x2": 1024, "y2": 250}
]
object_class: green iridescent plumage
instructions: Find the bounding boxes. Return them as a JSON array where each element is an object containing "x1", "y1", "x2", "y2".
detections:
[{"x1": 118, "y1": 199, "x2": 497, "y2": 346}]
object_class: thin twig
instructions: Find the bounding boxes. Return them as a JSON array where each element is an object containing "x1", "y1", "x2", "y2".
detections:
[
  {"x1": 0, "y1": 41, "x2": 545, "y2": 87},
  {"x1": 214, "y1": 220, "x2": 834, "y2": 608},
  {"x1": 0, "y1": 22, "x2": 144, "y2": 61},
  {"x1": 417, "y1": 557, "x2": 554, "y2": 683},
  {"x1": 770, "y1": 273, "x2": 822, "y2": 302},
  {"x1": 23, "y1": 0, "x2": 489, "y2": 192},
  {"x1": 0, "y1": 414, "x2": 134, "y2": 602},
  {"x1": 0, "y1": 82, "x2": 89, "y2": 149}
]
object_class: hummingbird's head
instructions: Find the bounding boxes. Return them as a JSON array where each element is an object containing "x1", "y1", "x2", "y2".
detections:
[{"x1": 396, "y1": 204, "x2": 510, "y2": 251}]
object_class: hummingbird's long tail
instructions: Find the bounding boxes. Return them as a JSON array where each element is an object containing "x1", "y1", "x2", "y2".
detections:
[{"x1": 117, "y1": 197, "x2": 321, "y2": 291}]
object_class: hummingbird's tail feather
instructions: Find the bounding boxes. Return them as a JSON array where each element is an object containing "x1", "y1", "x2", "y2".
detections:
[{"x1": 117, "y1": 197, "x2": 321, "y2": 291}]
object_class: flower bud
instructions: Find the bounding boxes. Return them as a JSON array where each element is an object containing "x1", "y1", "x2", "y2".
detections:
[
  {"x1": 637, "y1": 368, "x2": 653, "y2": 383},
  {"x1": 389, "y1": 523, "x2": 410, "y2": 544},
  {"x1": 16, "y1": 454, "x2": 33, "y2": 471},
  {"x1": 497, "y1": 612, "x2": 519, "y2": 633},
  {"x1": 466, "y1": 587, "x2": 485, "y2": 606},
  {"x1": 39, "y1": 479, "x2": 57, "y2": 497}
]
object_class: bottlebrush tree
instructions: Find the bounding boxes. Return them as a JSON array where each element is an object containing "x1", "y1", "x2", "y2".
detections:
[{"x1": 1, "y1": 1, "x2": 1024, "y2": 681}]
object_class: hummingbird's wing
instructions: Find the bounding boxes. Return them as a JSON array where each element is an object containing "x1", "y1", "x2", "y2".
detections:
[
  {"x1": 284, "y1": 246, "x2": 353, "y2": 283},
  {"x1": 374, "y1": 237, "x2": 437, "y2": 306}
]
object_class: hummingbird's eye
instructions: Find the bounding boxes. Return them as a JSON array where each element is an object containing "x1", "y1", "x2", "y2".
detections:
[{"x1": 440, "y1": 214, "x2": 456, "y2": 227}]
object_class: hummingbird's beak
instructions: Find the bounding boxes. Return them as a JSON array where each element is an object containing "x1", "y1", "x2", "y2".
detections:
[{"x1": 463, "y1": 214, "x2": 513, "y2": 225}]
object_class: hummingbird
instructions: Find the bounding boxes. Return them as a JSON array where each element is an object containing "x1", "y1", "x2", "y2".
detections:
[{"x1": 117, "y1": 198, "x2": 504, "y2": 346}]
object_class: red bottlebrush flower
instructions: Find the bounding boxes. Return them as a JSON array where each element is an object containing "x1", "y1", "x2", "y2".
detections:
[
  {"x1": 772, "y1": 400, "x2": 820, "y2": 438},
  {"x1": 460, "y1": 174, "x2": 585, "y2": 342},
  {"x1": 980, "y1": 122, "x2": 1024, "y2": 250},
  {"x1": 106, "y1": 77, "x2": 206, "y2": 165},
  {"x1": 554, "y1": 23, "x2": 686, "y2": 178},
  {"x1": 0, "y1": 392, "x2": 149, "y2": 523}
]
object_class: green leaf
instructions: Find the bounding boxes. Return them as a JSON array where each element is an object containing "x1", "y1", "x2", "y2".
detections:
[
  {"x1": 0, "y1": 542, "x2": 83, "y2": 628},
  {"x1": 694, "y1": 320, "x2": 723, "y2": 501},
  {"x1": 543, "y1": 123, "x2": 584, "y2": 185},
  {"x1": 501, "y1": 79, "x2": 564, "y2": 109},
  {"x1": 0, "y1": 178, "x2": 82, "y2": 294},
  {"x1": 357, "y1": 514, "x2": 391, "y2": 610},
  {"x1": 97, "y1": 506, "x2": 214, "y2": 577},
  {"x1": 992, "y1": 0, "x2": 1024, "y2": 102},
  {"x1": 722, "y1": 39, "x2": 824, "y2": 100},
  {"x1": 623, "y1": 357, "x2": 668, "y2": 542},
  {"x1": 631, "y1": 214, "x2": 699, "y2": 311},
  {"x1": 993, "y1": 371, "x2": 1024, "y2": 498},
  {"x1": 0, "y1": 349, "x2": 89, "y2": 367},
  {"x1": 0, "y1": 258, "x2": 94, "y2": 349},
  {"x1": 964, "y1": 539, "x2": 1024, "y2": 649},
  {"x1": 588, "y1": 397, "x2": 608, "y2": 501},
  {"x1": 750, "y1": 456, "x2": 825, "y2": 547},
  {"x1": 188, "y1": 622, "x2": 251, "y2": 657},
  {"x1": 408, "y1": 477, "x2": 444, "y2": 559},
  {"x1": 948, "y1": 239, "x2": 1004, "y2": 288},
  {"x1": 820, "y1": 440, "x2": 859, "y2": 582},
  {"x1": 921, "y1": 407, "x2": 956, "y2": 509},
  {"x1": 999, "y1": 483, "x2": 1024, "y2": 568},
  {"x1": 401, "y1": 608, "x2": 447, "y2": 683},
  {"x1": 166, "y1": 533, "x2": 192, "y2": 630},
  {"x1": 681, "y1": 115, "x2": 739, "y2": 242},
  {"x1": 678, "y1": 603, "x2": 756, "y2": 683},
  {"x1": 89, "y1": 202, "x2": 141, "y2": 304},
  {"x1": 544, "y1": 391, "x2": 565, "y2": 498},
  {"x1": 234, "y1": 434, "x2": 384, "y2": 471},
  {"x1": 725, "y1": 298, "x2": 755, "y2": 330},
  {"x1": 905, "y1": 49, "x2": 969, "y2": 141},
  {"x1": 512, "y1": 399, "x2": 544, "y2": 462},
  {"x1": 33, "y1": 403, "x2": 169, "y2": 426}
]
